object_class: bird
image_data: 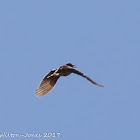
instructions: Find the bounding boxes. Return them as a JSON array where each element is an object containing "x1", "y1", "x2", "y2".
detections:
[{"x1": 35, "y1": 63, "x2": 104, "y2": 96}]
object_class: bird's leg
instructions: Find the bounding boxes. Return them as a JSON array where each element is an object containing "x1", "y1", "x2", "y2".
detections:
[
  {"x1": 54, "y1": 73, "x2": 59, "y2": 76},
  {"x1": 47, "y1": 73, "x2": 59, "y2": 78}
]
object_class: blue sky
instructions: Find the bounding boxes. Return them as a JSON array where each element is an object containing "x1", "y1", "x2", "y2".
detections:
[{"x1": 0, "y1": 0, "x2": 140, "y2": 140}]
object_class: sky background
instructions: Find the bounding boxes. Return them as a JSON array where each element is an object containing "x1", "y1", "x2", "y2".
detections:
[{"x1": 0, "y1": 0, "x2": 140, "y2": 140}]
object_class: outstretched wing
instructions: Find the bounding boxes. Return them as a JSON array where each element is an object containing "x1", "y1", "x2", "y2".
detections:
[
  {"x1": 69, "y1": 68, "x2": 104, "y2": 87},
  {"x1": 35, "y1": 70, "x2": 60, "y2": 96}
]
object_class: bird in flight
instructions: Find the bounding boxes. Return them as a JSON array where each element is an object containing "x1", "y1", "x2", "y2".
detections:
[{"x1": 35, "y1": 63, "x2": 104, "y2": 96}]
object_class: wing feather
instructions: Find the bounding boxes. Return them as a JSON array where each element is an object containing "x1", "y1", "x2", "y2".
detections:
[
  {"x1": 69, "y1": 68, "x2": 104, "y2": 87},
  {"x1": 35, "y1": 70, "x2": 60, "y2": 96}
]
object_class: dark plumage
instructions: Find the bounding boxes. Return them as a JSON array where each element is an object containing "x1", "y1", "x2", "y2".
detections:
[{"x1": 36, "y1": 63, "x2": 103, "y2": 96}]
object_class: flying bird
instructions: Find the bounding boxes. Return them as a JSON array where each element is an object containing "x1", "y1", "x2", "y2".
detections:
[{"x1": 36, "y1": 63, "x2": 104, "y2": 96}]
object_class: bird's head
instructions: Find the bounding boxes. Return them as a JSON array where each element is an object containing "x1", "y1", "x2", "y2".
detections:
[{"x1": 66, "y1": 63, "x2": 76, "y2": 68}]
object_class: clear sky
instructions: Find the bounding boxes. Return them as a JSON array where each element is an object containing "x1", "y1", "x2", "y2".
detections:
[{"x1": 0, "y1": 0, "x2": 140, "y2": 140}]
